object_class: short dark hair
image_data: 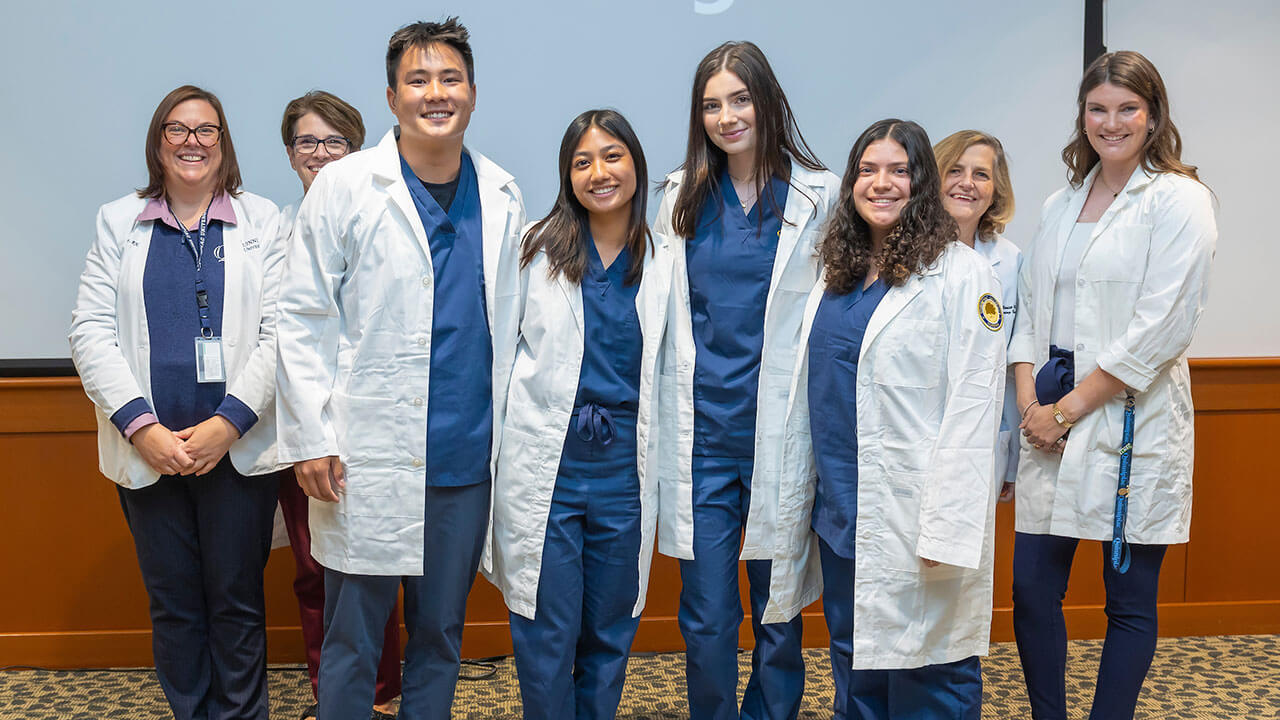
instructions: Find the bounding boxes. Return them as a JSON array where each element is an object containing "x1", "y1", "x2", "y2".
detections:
[
  {"x1": 386, "y1": 17, "x2": 474, "y2": 89},
  {"x1": 137, "y1": 85, "x2": 241, "y2": 199},
  {"x1": 280, "y1": 90, "x2": 366, "y2": 150}
]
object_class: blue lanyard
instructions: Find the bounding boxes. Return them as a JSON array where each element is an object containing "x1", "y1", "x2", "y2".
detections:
[
  {"x1": 173, "y1": 205, "x2": 214, "y2": 338},
  {"x1": 1111, "y1": 393, "x2": 1136, "y2": 573}
]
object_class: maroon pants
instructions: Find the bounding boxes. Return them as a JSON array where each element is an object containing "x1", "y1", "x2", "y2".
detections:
[{"x1": 278, "y1": 470, "x2": 402, "y2": 705}]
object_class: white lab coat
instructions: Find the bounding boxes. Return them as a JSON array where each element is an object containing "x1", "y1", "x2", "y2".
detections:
[
  {"x1": 972, "y1": 233, "x2": 1022, "y2": 487},
  {"x1": 274, "y1": 129, "x2": 525, "y2": 576},
  {"x1": 484, "y1": 231, "x2": 674, "y2": 620},
  {"x1": 69, "y1": 191, "x2": 284, "y2": 489},
  {"x1": 1009, "y1": 167, "x2": 1216, "y2": 544},
  {"x1": 652, "y1": 161, "x2": 841, "y2": 623},
  {"x1": 775, "y1": 241, "x2": 1006, "y2": 669}
]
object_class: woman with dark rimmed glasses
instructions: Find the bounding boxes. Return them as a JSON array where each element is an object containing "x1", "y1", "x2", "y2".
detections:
[{"x1": 70, "y1": 84, "x2": 285, "y2": 720}]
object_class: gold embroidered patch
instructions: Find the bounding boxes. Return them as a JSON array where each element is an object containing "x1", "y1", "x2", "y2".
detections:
[{"x1": 979, "y1": 293, "x2": 1003, "y2": 331}]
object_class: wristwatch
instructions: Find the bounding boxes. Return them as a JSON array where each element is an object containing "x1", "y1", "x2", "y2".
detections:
[{"x1": 1051, "y1": 403, "x2": 1075, "y2": 429}]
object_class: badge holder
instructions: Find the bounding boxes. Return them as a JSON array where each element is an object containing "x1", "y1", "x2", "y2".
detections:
[{"x1": 195, "y1": 332, "x2": 226, "y2": 383}]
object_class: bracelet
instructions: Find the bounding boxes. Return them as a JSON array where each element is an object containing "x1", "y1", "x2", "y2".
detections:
[{"x1": 1021, "y1": 400, "x2": 1038, "y2": 418}]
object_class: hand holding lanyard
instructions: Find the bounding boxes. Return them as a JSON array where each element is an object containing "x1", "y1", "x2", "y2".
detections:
[{"x1": 175, "y1": 207, "x2": 226, "y2": 383}]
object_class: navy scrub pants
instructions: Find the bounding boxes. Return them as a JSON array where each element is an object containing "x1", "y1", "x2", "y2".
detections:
[
  {"x1": 509, "y1": 410, "x2": 643, "y2": 720},
  {"x1": 1012, "y1": 532, "x2": 1167, "y2": 720},
  {"x1": 818, "y1": 537, "x2": 981, "y2": 719},
  {"x1": 117, "y1": 459, "x2": 278, "y2": 720},
  {"x1": 678, "y1": 455, "x2": 805, "y2": 720},
  {"x1": 317, "y1": 481, "x2": 489, "y2": 720}
]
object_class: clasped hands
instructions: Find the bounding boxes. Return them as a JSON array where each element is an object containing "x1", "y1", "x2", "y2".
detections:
[
  {"x1": 132, "y1": 416, "x2": 240, "y2": 476},
  {"x1": 1020, "y1": 401, "x2": 1068, "y2": 455}
]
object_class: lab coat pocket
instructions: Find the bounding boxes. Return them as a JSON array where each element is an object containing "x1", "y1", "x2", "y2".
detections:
[
  {"x1": 330, "y1": 391, "x2": 398, "y2": 473},
  {"x1": 1090, "y1": 224, "x2": 1152, "y2": 281},
  {"x1": 874, "y1": 320, "x2": 945, "y2": 389},
  {"x1": 870, "y1": 470, "x2": 929, "y2": 574}
]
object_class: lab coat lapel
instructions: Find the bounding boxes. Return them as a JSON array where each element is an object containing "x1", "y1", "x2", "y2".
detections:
[
  {"x1": 860, "y1": 272, "x2": 926, "y2": 364},
  {"x1": 370, "y1": 131, "x2": 434, "y2": 263},
  {"x1": 471, "y1": 147, "x2": 514, "y2": 336},
  {"x1": 556, "y1": 272, "x2": 585, "y2": 338},
  {"x1": 770, "y1": 161, "x2": 819, "y2": 291},
  {"x1": 220, "y1": 199, "x2": 245, "y2": 354},
  {"x1": 637, "y1": 237, "x2": 672, "y2": 356}
]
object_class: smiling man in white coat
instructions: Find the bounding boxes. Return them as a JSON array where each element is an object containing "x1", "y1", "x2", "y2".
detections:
[{"x1": 274, "y1": 18, "x2": 524, "y2": 720}]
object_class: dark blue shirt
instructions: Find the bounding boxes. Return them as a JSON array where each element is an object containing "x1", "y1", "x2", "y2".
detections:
[
  {"x1": 686, "y1": 172, "x2": 788, "y2": 459},
  {"x1": 402, "y1": 152, "x2": 494, "y2": 488},
  {"x1": 575, "y1": 239, "x2": 642, "y2": 412},
  {"x1": 808, "y1": 278, "x2": 888, "y2": 559}
]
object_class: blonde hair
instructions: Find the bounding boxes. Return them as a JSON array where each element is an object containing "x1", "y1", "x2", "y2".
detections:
[{"x1": 933, "y1": 130, "x2": 1015, "y2": 240}]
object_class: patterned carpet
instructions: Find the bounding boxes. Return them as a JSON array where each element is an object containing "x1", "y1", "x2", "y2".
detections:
[{"x1": 2, "y1": 635, "x2": 1277, "y2": 719}]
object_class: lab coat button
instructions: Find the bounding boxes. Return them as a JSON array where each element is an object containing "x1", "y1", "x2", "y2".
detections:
[
  {"x1": 411, "y1": 457, "x2": 424, "y2": 468},
  {"x1": 1076, "y1": 343, "x2": 1085, "y2": 351},
  {"x1": 417, "y1": 337, "x2": 427, "y2": 346},
  {"x1": 1077, "y1": 278, "x2": 1086, "y2": 287},
  {"x1": 413, "y1": 397, "x2": 424, "y2": 407},
  {"x1": 422, "y1": 277, "x2": 431, "y2": 287}
]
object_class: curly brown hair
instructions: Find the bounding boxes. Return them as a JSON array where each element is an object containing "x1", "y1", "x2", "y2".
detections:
[{"x1": 820, "y1": 119, "x2": 957, "y2": 294}]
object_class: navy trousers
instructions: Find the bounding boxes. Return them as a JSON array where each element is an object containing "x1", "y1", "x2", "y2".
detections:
[
  {"x1": 318, "y1": 481, "x2": 489, "y2": 720},
  {"x1": 509, "y1": 414, "x2": 643, "y2": 720},
  {"x1": 117, "y1": 459, "x2": 278, "y2": 720},
  {"x1": 1011, "y1": 532, "x2": 1167, "y2": 720},
  {"x1": 818, "y1": 537, "x2": 981, "y2": 719},
  {"x1": 678, "y1": 455, "x2": 804, "y2": 720}
]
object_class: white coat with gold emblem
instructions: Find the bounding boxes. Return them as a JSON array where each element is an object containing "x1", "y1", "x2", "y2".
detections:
[{"x1": 774, "y1": 241, "x2": 1006, "y2": 669}]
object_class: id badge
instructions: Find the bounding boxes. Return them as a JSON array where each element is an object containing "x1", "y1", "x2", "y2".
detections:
[{"x1": 195, "y1": 336, "x2": 227, "y2": 383}]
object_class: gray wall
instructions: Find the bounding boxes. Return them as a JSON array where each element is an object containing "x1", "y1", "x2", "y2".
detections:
[
  {"x1": 1107, "y1": 0, "x2": 1279, "y2": 357},
  {"x1": 1, "y1": 0, "x2": 1086, "y2": 359}
]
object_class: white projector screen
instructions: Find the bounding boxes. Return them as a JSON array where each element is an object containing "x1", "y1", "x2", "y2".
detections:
[
  {"x1": 0, "y1": 0, "x2": 1088, "y2": 362},
  {"x1": 1106, "y1": 0, "x2": 1279, "y2": 357}
]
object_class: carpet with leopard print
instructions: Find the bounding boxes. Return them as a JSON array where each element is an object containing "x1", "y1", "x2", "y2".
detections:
[{"x1": 1, "y1": 635, "x2": 1276, "y2": 718}]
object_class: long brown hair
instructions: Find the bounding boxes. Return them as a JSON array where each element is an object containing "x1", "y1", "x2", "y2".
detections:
[
  {"x1": 820, "y1": 120, "x2": 957, "y2": 294},
  {"x1": 933, "y1": 130, "x2": 1016, "y2": 240},
  {"x1": 521, "y1": 109, "x2": 652, "y2": 286},
  {"x1": 137, "y1": 85, "x2": 241, "y2": 199},
  {"x1": 668, "y1": 41, "x2": 824, "y2": 238},
  {"x1": 1062, "y1": 50, "x2": 1200, "y2": 187}
]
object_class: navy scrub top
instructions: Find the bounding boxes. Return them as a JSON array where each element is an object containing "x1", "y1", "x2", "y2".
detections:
[
  {"x1": 807, "y1": 278, "x2": 888, "y2": 559},
  {"x1": 686, "y1": 172, "x2": 789, "y2": 460},
  {"x1": 571, "y1": 238, "x2": 643, "y2": 447},
  {"x1": 402, "y1": 152, "x2": 494, "y2": 488}
]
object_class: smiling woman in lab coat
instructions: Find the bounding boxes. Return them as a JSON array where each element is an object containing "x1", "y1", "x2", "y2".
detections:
[
  {"x1": 69, "y1": 85, "x2": 283, "y2": 720},
  {"x1": 652, "y1": 40, "x2": 840, "y2": 720},
  {"x1": 1010, "y1": 51, "x2": 1217, "y2": 720},
  {"x1": 485, "y1": 109, "x2": 672, "y2": 720},
  {"x1": 778, "y1": 118, "x2": 1006, "y2": 719}
]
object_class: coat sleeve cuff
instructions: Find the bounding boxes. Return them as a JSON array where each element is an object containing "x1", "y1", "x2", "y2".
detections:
[
  {"x1": 916, "y1": 534, "x2": 981, "y2": 571},
  {"x1": 215, "y1": 394, "x2": 258, "y2": 437},
  {"x1": 1096, "y1": 343, "x2": 1159, "y2": 393},
  {"x1": 109, "y1": 397, "x2": 154, "y2": 436}
]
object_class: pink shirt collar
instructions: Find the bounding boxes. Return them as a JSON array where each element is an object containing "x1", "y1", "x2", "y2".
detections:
[{"x1": 136, "y1": 192, "x2": 237, "y2": 230}]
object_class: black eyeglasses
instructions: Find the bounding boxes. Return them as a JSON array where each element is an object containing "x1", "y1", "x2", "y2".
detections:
[
  {"x1": 162, "y1": 122, "x2": 222, "y2": 147},
  {"x1": 291, "y1": 135, "x2": 351, "y2": 156}
]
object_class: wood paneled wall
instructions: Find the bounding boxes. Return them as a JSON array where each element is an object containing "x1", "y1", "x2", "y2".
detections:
[{"x1": 2, "y1": 359, "x2": 1277, "y2": 668}]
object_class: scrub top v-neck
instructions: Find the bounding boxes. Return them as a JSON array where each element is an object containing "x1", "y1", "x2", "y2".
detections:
[
  {"x1": 575, "y1": 238, "x2": 642, "y2": 414},
  {"x1": 401, "y1": 151, "x2": 494, "y2": 488},
  {"x1": 807, "y1": 277, "x2": 889, "y2": 558},
  {"x1": 685, "y1": 172, "x2": 789, "y2": 461}
]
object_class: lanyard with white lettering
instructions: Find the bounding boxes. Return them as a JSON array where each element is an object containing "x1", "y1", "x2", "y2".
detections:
[{"x1": 174, "y1": 207, "x2": 214, "y2": 338}]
